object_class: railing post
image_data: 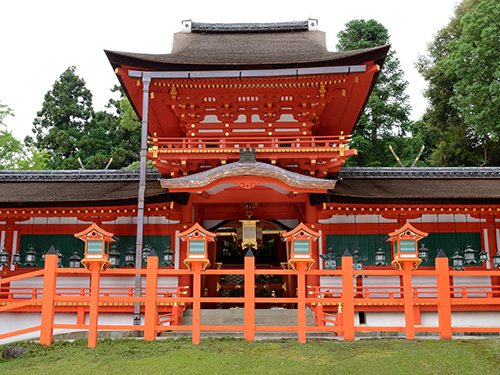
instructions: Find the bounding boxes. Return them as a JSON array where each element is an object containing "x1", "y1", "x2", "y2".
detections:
[
  {"x1": 88, "y1": 262, "x2": 103, "y2": 348},
  {"x1": 39, "y1": 249, "x2": 58, "y2": 346},
  {"x1": 402, "y1": 262, "x2": 415, "y2": 340},
  {"x1": 341, "y1": 250, "x2": 355, "y2": 341},
  {"x1": 436, "y1": 250, "x2": 452, "y2": 339},
  {"x1": 297, "y1": 261, "x2": 307, "y2": 343},
  {"x1": 192, "y1": 262, "x2": 202, "y2": 344},
  {"x1": 144, "y1": 251, "x2": 159, "y2": 341},
  {"x1": 244, "y1": 249, "x2": 255, "y2": 342}
]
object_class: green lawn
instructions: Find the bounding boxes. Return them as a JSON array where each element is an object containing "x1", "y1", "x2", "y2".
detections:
[{"x1": 1, "y1": 337, "x2": 500, "y2": 374}]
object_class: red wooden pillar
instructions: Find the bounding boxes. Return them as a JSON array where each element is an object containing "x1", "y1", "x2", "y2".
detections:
[
  {"x1": 144, "y1": 253, "x2": 159, "y2": 341},
  {"x1": 87, "y1": 262, "x2": 102, "y2": 348},
  {"x1": 435, "y1": 250, "x2": 452, "y2": 339},
  {"x1": 341, "y1": 251, "x2": 355, "y2": 341},
  {"x1": 244, "y1": 249, "x2": 255, "y2": 342},
  {"x1": 39, "y1": 251, "x2": 58, "y2": 346},
  {"x1": 402, "y1": 262, "x2": 415, "y2": 340},
  {"x1": 192, "y1": 261, "x2": 202, "y2": 344},
  {"x1": 305, "y1": 203, "x2": 319, "y2": 288},
  {"x1": 297, "y1": 261, "x2": 307, "y2": 343},
  {"x1": 179, "y1": 202, "x2": 193, "y2": 292}
]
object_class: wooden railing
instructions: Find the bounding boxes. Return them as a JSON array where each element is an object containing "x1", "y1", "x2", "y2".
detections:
[{"x1": 2, "y1": 253, "x2": 500, "y2": 347}]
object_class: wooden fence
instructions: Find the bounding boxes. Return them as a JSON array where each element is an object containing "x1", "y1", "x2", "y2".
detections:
[{"x1": 2, "y1": 252, "x2": 500, "y2": 347}]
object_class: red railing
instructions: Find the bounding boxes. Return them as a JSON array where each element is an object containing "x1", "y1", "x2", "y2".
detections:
[
  {"x1": 3, "y1": 253, "x2": 500, "y2": 347},
  {"x1": 148, "y1": 135, "x2": 351, "y2": 151}
]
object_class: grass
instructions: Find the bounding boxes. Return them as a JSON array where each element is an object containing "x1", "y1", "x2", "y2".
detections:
[{"x1": 1, "y1": 337, "x2": 500, "y2": 374}]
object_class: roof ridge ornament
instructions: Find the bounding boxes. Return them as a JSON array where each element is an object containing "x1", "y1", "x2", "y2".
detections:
[{"x1": 239, "y1": 147, "x2": 256, "y2": 163}]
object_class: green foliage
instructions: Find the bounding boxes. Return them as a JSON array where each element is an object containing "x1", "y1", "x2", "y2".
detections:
[
  {"x1": 28, "y1": 69, "x2": 141, "y2": 170},
  {"x1": 417, "y1": 0, "x2": 500, "y2": 166},
  {"x1": 0, "y1": 101, "x2": 48, "y2": 170},
  {"x1": 2, "y1": 338, "x2": 500, "y2": 374},
  {"x1": 337, "y1": 20, "x2": 414, "y2": 167}
]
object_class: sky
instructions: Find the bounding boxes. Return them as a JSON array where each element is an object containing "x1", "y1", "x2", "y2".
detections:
[{"x1": 0, "y1": 0, "x2": 460, "y2": 141}]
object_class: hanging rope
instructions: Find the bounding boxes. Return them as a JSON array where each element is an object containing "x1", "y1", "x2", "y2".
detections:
[
  {"x1": 453, "y1": 214, "x2": 458, "y2": 250},
  {"x1": 465, "y1": 214, "x2": 471, "y2": 245},
  {"x1": 436, "y1": 214, "x2": 442, "y2": 251}
]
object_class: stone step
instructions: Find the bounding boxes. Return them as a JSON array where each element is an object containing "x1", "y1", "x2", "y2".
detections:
[
  {"x1": 180, "y1": 308, "x2": 316, "y2": 326},
  {"x1": 158, "y1": 331, "x2": 337, "y2": 339}
]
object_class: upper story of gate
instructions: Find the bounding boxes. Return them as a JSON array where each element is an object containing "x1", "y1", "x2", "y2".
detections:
[{"x1": 105, "y1": 20, "x2": 389, "y2": 178}]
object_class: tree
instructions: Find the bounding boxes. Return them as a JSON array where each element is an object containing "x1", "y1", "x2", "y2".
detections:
[
  {"x1": 28, "y1": 69, "x2": 141, "y2": 170},
  {"x1": 336, "y1": 20, "x2": 413, "y2": 167},
  {"x1": 417, "y1": 0, "x2": 500, "y2": 166},
  {"x1": 28, "y1": 66, "x2": 94, "y2": 169},
  {"x1": 0, "y1": 102, "x2": 48, "y2": 170}
]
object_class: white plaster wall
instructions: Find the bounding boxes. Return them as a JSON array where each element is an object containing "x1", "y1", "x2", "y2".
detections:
[
  {"x1": 420, "y1": 312, "x2": 439, "y2": 327},
  {"x1": 363, "y1": 276, "x2": 401, "y2": 298},
  {"x1": 453, "y1": 276, "x2": 491, "y2": 298},
  {"x1": 365, "y1": 312, "x2": 405, "y2": 327},
  {"x1": 412, "y1": 276, "x2": 438, "y2": 298},
  {"x1": 452, "y1": 311, "x2": 500, "y2": 327},
  {"x1": 0, "y1": 312, "x2": 137, "y2": 345}
]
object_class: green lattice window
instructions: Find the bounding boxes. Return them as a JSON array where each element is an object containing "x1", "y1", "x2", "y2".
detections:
[
  {"x1": 189, "y1": 240, "x2": 205, "y2": 254},
  {"x1": 294, "y1": 240, "x2": 310, "y2": 254}
]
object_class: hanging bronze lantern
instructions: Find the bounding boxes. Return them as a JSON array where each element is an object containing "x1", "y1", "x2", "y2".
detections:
[
  {"x1": 24, "y1": 244, "x2": 37, "y2": 267},
  {"x1": 108, "y1": 242, "x2": 121, "y2": 268},
  {"x1": 68, "y1": 251, "x2": 82, "y2": 268},
  {"x1": 418, "y1": 243, "x2": 430, "y2": 263},
  {"x1": 452, "y1": 249, "x2": 465, "y2": 271},
  {"x1": 162, "y1": 244, "x2": 174, "y2": 267},
  {"x1": 0, "y1": 246, "x2": 9, "y2": 267},
  {"x1": 374, "y1": 247, "x2": 387, "y2": 266},
  {"x1": 123, "y1": 244, "x2": 136, "y2": 267},
  {"x1": 463, "y1": 244, "x2": 477, "y2": 265}
]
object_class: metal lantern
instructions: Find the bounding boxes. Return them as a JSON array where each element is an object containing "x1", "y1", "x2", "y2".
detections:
[
  {"x1": 352, "y1": 248, "x2": 366, "y2": 271},
  {"x1": 320, "y1": 245, "x2": 337, "y2": 270},
  {"x1": 452, "y1": 249, "x2": 465, "y2": 271},
  {"x1": 108, "y1": 243, "x2": 121, "y2": 268},
  {"x1": 0, "y1": 246, "x2": 9, "y2": 267},
  {"x1": 374, "y1": 247, "x2": 388, "y2": 266},
  {"x1": 162, "y1": 244, "x2": 174, "y2": 267},
  {"x1": 123, "y1": 244, "x2": 136, "y2": 267},
  {"x1": 24, "y1": 244, "x2": 37, "y2": 267},
  {"x1": 418, "y1": 243, "x2": 430, "y2": 263},
  {"x1": 11, "y1": 251, "x2": 22, "y2": 266},
  {"x1": 55, "y1": 247, "x2": 64, "y2": 268},
  {"x1": 479, "y1": 249, "x2": 488, "y2": 264},
  {"x1": 493, "y1": 251, "x2": 500, "y2": 269},
  {"x1": 143, "y1": 244, "x2": 153, "y2": 264},
  {"x1": 463, "y1": 244, "x2": 477, "y2": 265},
  {"x1": 68, "y1": 251, "x2": 82, "y2": 268}
]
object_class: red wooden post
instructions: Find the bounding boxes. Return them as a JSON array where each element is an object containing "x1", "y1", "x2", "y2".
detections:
[
  {"x1": 297, "y1": 261, "x2": 307, "y2": 343},
  {"x1": 87, "y1": 262, "x2": 101, "y2": 348},
  {"x1": 435, "y1": 250, "x2": 452, "y2": 339},
  {"x1": 39, "y1": 251, "x2": 58, "y2": 346},
  {"x1": 341, "y1": 250, "x2": 355, "y2": 341},
  {"x1": 192, "y1": 261, "x2": 202, "y2": 344},
  {"x1": 244, "y1": 249, "x2": 255, "y2": 342},
  {"x1": 402, "y1": 262, "x2": 415, "y2": 339},
  {"x1": 144, "y1": 252, "x2": 159, "y2": 341}
]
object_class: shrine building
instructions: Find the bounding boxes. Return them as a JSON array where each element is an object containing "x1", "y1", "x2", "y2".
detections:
[{"x1": 2, "y1": 20, "x2": 500, "y2": 344}]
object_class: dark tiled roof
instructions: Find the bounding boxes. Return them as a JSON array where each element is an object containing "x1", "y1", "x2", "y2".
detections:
[
  {"x1": 190, "y1": 21, "x2": 309, "y2": 33},
  {"x1": 0, "y1": 170, "x2": 187, "y2": 208},
  {"x1": 310, "y1": 167, "x2": 500, "y2": 206}
]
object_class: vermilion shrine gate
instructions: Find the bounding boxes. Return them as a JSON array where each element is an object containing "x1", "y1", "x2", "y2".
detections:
[{"x1": 2, "y1": 20, "x2": 500, "y2": 346}]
